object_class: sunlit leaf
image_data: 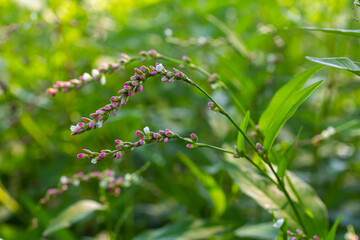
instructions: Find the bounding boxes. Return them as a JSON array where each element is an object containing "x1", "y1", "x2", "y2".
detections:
[
  {"x1": 43, "y1": 200, "x2": 105, "y2": 236},
  {"x1": 234, "y1": 222, "x2": 280, "y2": 239},
  {"x1": 298, "y1": 27, "x2": 360, "y2": 38},
  {"x1": 259, "y1": 66, "x2": 322, "y2": 151},
  {"x1": 224, "y1": 155, "x2": 328, "y2": 237},
  {"x1": 134, "y1": 219, "x2": 229, "y2": 240},
  {"x1": 306, "y1": 56, "x2": 360, "y2": 76}
]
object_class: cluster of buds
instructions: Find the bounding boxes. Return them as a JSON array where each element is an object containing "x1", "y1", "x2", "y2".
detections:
[
  {"x1": 77, "y1": 127, "x2": 178, "y2": 164},
  {"x1": 184, "y1": 133, "x2": 198, "y2": 148},
  {"x1": 39, "y1": 169, "x2": 125, "y2": 205},
  {"x1": 208, "y1": 102, "x2": 220, "y2": 112},
  {"x1": 287, "y1": 229, "x2": 318, "y2": 240},
  {"x1": 207, "y1": 73, "x2": 220, "y2": 89},
  {"x1": 256, "y1": 142, "x2": 264, "y2": 154},
  {"x1": 45, "y1": 53, "x2": 134, "y2": 97},
  {"x1": 70, "y1": 63, "x2": 190, "y2": 135}
]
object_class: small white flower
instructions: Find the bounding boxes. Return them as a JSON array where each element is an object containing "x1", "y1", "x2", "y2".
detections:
[
  {"x1": 321, "y1": 126, "x2": 336, "y2": 139},
  {"x1": 156, "y1": 64, "x2": 164, "y2": 73},
  {"x1": 273, "y1": 218, "x2": 284, "y2": 228},
  {"x1": 164, "y1": 28, "x2": 173, "y2": 36},
  {"x1": 60, "y1": 176, "x2": 68, "y2": 184},
  {"x1": 96, "y1": 121, "x2": 103, "y2": 128},
  {"x1": 83, "y1": 73, "x2": 92, "y2": 81},
  {"x1": 198, "y1": 36, "x2": 207, "y2": 45},
  {"x1": 143, "y1": 126, "x2": 150, "y2": 134},
  {"x1": 91, "y1": 69, "x2": 100, "y2": 77},
  {"x1": 70, "y1": 125, "x2": 77, "y2": 132},
  {"x1": 91, "y1": 159, "x2": 97, "y2": 164},
  {"x1": 100, "y1": 75, "x2": 106, "y2": 85},
  {"x1": 73, "y1": 179, "x2": 80, "y2": 186},
  {"x1": 99, "y1": 180, "x2": 107, "y2": 188}
]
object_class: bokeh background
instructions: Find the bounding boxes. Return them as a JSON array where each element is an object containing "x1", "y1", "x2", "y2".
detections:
[{"x1": 0, "y1": 0, "x2": 359, "y2": 239}]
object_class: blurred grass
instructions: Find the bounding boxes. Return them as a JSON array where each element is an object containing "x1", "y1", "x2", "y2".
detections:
[{"x1": 0, "y1": 0, "x2": 359, "y2": 238}]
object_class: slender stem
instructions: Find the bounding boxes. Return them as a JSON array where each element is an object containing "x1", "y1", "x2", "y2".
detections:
[
  {"x1": 266, "y1": 162, "x2": 308, "y2": 235},
  {"x1": 159, "y1": 53, "x2": 257, "y2": 128},
  {"x1": 186, "y1": 78, "x2": 309, "y2": 234}
]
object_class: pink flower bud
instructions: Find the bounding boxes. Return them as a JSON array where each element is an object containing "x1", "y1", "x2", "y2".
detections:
[
  {"x1": 40, "y1": 198, "x2": 46, "y2": 204},
  {"x1": 77, "y1": 153, "x2": 85, "y2": 158},
  {"x1": 115, "y1": 139, "x2": 122, "y2": 143},
  {"x1": 99, "y1": 152, "x2": 105, "y2": 158},
  {"x1": 186, "y1": 144, "x2": 193, "y2": 148},
  {"x1": 313, "y1": 236, "x2": 319, "y2": 240},
  {"x1": 138, "y1": 85, "x2": 143, "y2": 92},
  {"x1": 89, "y1": 121, "x2": 95, "y2": 128},
  {"x1": 116, "y1": 152, "x2": 122, "y2": 158},
  {"x1": 296, "y1": 229, "x2": 302, "y2": 234},
  {"x1": 46, "y1": 188, "x2": 59, "y2": 196},
  {"x1": 163, "y1": 138, "x2": 169, "y2": 142},
  {"x1": 61, "y1": 185, "x2": 68, "y2": 191},
  {"x1": 114, "y1": 187, "x2": 121, "y2": 197},
  {"x1": 105, "y1": 169, "x2": 114, "y2": 176}
]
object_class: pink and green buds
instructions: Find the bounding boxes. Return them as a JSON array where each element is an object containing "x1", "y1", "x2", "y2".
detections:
[{"x1": 256, "y1": 142, "x2": 264, "y2": 154}]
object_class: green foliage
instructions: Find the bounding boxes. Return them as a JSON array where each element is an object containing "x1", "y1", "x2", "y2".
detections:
[
  {"x1": 237, "y1": 111, "x2": 250, "y2": 154},
  {"x1": 307, "y1": 56, "x2": 360, "y2": 75},
  {"x1": 0, "y1": 0, "x2": 359, "y2": 239},
  {"x1": 259, "y1": 66, "x2": 323, "y2": 151}
]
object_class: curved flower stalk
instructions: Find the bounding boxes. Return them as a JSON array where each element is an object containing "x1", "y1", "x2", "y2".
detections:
[
  {"x1": 39, "y1": 169, "x2": 140, "y2": 205},
  {"x1": 45, "y1": 49, "x2": 223, "y2": 97},
  {"x1": 70, "y1": 63, "x2": 192, "y2": 135},
  {"x1": 76, "y1": 127, "x2": 235, "y2": 164}
]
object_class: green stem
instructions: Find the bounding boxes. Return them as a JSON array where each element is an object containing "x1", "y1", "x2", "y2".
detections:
[
  {"x1": 266, "y1": 162, "x2": 308, "y2": 235},
  {"x1": 186, "y1": 78, "x2": 309, "y2": 235}
]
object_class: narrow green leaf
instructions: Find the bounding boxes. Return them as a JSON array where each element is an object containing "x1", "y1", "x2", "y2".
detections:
[
  {"x1": 277, "y1": 127, "x2": 302, "y2": 179},
  {"x1": 277, "y1": 218, "x2": 288, "y2": 240},
  {"x1": 223, "y1": 155, "x2": 328, "y2": 238},
  {"x1": 178, "y1": 153, "x2": 226, "y2": 218},
  {"x1": 134, "y1": 219, "x2": 229, "y2": 240},
  {"x1": 235, "y1": 222, "x2": 280, "y2": 239},
  {"x1": 237, "y1": 111, "x2": 250, "y2": 154},
  {"x1": 306, "y1": 56, "x2": 360, "y2": 76},
  {"x1": 297, "y1": 27, "x2": 360, "y2": 38},
  {"x1": 326, "y1": 216, "x2": 343, "y2": 240},
  {"x1": 259, "y1": 66, "x2": 323, "y2": 151},
  {"x1": 206, "y1": 14, "x2": 249, "y2": 58},
  {"x1": 43, "y1": 200, "x2": 105, "y2": 236}
]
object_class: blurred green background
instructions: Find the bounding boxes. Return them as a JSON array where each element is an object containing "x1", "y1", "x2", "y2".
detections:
[{"x1": 0, "y1": 0, "x2": 359, "y2": 239}]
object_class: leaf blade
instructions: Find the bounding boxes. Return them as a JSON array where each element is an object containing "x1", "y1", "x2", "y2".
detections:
[
  {"x1": 237, "y1": 111, "x2": 250, "y2": 154},
  {"x1": 43, "y1": 200, "x2": 105, "y2": 236},
  {"x1": 306, "y1": 56, "x2": 360, "y2": 76}
]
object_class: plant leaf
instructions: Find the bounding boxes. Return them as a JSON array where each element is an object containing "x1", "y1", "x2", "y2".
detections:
[
  {"x1": 237, "y1": 111, "x2": 250, "y2": 154},
  {"x1": 234, "y1": 222, "x2": 280, "y2": 239},
  {"x1": 178, "y1": 153, "x2": 226, "y2": 218},
  {"x1": 134, "y1": 219, "x2": 229, "y2": 240},
  {"x1": 43, "y1": 200, "x2": 105, "y2": 236},
  {"x1": 297, "y1": 27, "x2": 360, "y2": 38},
  {"x1": 223, "y1": 155, "x2": 328, "y2": 238},
  {"x1": 326, "y1": 216, "x2": 343, "y2": 240},
  {"x1": 259, "y1": 66, "x2": 322, "y2": 151},
  {"x1": 306, "y1": 56, "x2": 360, "y2": 76},
  {"x1": 277, "y1": 127, "x2": 302, "y2": 179}
]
